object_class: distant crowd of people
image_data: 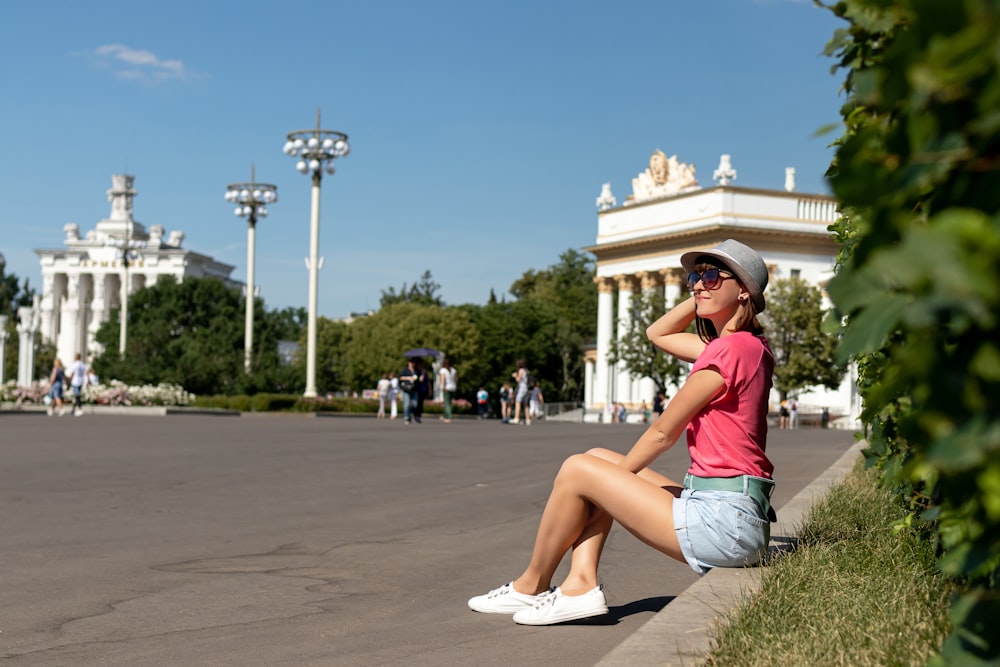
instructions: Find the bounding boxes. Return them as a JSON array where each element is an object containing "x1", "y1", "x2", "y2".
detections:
[
  {"x1": 497, "y1": 359, "x2": 543, "y2": 425},
  {"x1": 778, "y1": 397, "x2": 799, "y2": 429},
  {"x1": 373, "y1": 357, "x2": 545, "y2": 425}
]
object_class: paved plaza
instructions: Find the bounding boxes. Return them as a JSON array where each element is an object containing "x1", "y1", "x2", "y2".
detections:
[{"x1": 0, "y1": 412, "x2": 856, "y2": 666}]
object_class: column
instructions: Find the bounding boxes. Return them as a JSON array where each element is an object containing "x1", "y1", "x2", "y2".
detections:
[
  {"x1": 584, "y1": 356, "x2": 595, "y2": 411},
  {"x1": 663, "y1": 267, "x2": 686, "y2": 307},
  {"x1": 88, "y1": 274, "x2": 108, "y2": 355},
  {"x1": 593, "y1": 276, "x2": 616, "y2": 422},
  {"x1": 16, "y1": 304, "x2": 37, "y2": 387},
  {"x1": 39, "y1": 272, "x2": 56, "y2": 344},
  {"x1": 57, "y1": 274, "x2": 81, "y2": 363},
  {"x1": 615, "y1": 274, "x2": 639, "y2": 407}
]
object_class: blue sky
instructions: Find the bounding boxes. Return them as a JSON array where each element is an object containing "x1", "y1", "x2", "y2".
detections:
[{"x1": 0, "y1": 0, "x2": 845, "y2": 318}]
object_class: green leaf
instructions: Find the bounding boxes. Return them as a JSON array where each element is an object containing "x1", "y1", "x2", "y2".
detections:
[{"x1": 837, "y1": 294, "x2": 909, "y2": 360}]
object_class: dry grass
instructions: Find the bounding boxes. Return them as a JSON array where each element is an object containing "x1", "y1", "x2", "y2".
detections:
[{"x1": 702, "y1": 463, "x2": 959, "y2": 667}]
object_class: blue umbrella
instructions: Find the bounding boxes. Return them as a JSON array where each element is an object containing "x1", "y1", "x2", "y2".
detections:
[{"x1": 403, "y1": 347, "x2": 441, "y2": 359}]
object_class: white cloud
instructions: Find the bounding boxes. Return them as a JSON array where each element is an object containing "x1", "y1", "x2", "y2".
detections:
[{"x1": 90, "y1": 44, "x2": 190, "y2": 82}]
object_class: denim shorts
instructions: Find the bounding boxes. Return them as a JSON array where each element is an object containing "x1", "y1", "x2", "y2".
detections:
[{"x1": 673, "y1": 488, "x2": 770, "y2": 575}]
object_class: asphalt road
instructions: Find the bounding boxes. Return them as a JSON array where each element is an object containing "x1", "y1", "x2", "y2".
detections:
[{"x1": 0, "y1": 412, "x2": 856, "y2": 666}]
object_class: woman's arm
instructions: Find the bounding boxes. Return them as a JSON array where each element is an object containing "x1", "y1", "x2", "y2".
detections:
[
  {"x1": 645, "y1": 296, "x2": 705, "y2": 363},
  {"x1": 619, "y1": 368, "x2": 725, "y2": 473}
]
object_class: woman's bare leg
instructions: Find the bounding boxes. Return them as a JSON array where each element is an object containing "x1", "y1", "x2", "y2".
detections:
[
  {"x1": 511, "y1": 450, "x2": 686, "y2": 596},
  {"x1": 559, "y1": 448, "x2": 683, "y2": 595}
]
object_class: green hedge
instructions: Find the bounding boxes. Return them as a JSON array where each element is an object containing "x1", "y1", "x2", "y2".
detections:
[{"x1": 824, "y1": 2, "x2": 1000, "y2": 664}]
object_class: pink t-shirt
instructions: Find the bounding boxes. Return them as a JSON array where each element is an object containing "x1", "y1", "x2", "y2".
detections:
[{"x1": 685, "y1": 332, "x2": 774, "y2": 479}]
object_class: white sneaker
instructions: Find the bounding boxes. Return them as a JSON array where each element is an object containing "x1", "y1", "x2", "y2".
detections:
[
  {"x1": 468, "y1": 582, "x2": 554, "y2": 614},
  {"x1": 46, "y1": 407, "x2": 54, "y2": 416},
  {"x1": 512, "y1": 585, "x2": 609, "y2": 625},
  {"x1": 73, "y1": 409, "x2": 84, "y2": 417}
]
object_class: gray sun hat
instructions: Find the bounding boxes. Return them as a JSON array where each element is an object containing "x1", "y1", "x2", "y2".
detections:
[{"x1": 680, "y1": 239, "x2": 768, "y2": 312}]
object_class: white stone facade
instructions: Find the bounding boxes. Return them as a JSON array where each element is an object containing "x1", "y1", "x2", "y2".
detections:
[
  {"x1": 584, "y1": 153, "x2": 858, "y2": 424},
  {"x1": 35, "y1": 174, "x2": 237, "y2": 365}
]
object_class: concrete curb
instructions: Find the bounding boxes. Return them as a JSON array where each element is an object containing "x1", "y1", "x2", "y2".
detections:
[{"x1": 596, "y1": 439, "x2": 867, "y2": 666}]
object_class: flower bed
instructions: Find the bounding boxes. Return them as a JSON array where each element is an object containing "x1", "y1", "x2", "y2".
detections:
[{"x1": 0, "y1": 380, "x2": 193, "y2": 407}]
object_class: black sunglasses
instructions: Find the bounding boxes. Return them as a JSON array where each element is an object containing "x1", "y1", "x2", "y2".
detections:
[{"x1": 687, "y1": 268, "x2": 735, "y2": 292}]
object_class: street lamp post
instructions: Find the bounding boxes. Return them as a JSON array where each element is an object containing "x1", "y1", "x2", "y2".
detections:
[
  {"x1": 283, "y1": 109, "x2": 350, "y2": 398},
  {"x1": 120, "y1": 223, "x2": 130, "y2": 356},
  {"x1": 108, "y1": 234, "x2": 145, "y2": 357},
  {"x1": 225, "y1": 166, "x2": 278, "y2": 374}
]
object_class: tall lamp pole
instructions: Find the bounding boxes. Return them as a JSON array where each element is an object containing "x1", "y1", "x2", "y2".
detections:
[
  {"x1": 101, "y1": 175, "x2": 142, "y2": 357},
  {"x1": 225, "y1": 166, "x2": 278, "y2": 373},
  {"x1": 112, "y1": 226, "x2": 144, "y2": 357},
  {"x1": 283, "y1": 109, "x2": 350, "y2": 398},
  {"x1": 120, "y1": 220, "x2": 130, "y2": 356}
]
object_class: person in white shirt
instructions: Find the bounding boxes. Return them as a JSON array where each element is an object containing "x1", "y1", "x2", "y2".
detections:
[
  {"x1": 66, "y1": 353, "x2": 89, "y2": 417},
  {"x1": 388, "y1": 372, "x2": 400, "y2": 419},
  {"x1": 376, "y1": 374, "x2": 391, "y2": 419},
  {"x1": 438, "y1": 358, "x2": 458, "y2": 423}
]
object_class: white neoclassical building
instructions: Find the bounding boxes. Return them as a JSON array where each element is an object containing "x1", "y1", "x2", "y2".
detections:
[
  {"x1": 583, "y1": 151, "x2": 857, "y2": 424},
  {"x1": 36, "y1": 174, "x2": 237, "y2": 365}
]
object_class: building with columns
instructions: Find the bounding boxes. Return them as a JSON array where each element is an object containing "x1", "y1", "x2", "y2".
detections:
[
  {"x1": 583, "y1": 151, "x2": 857, "y2": 423},
  {"x1": 35, "y1": 174, "x2": 237, "y2": 365}
]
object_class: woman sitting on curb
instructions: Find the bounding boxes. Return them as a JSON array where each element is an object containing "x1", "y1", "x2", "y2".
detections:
[{"x1": 468, "y1": 239, "x2": 775, "y2": 625}]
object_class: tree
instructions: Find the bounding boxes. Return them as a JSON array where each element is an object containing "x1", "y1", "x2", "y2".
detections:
[
  {"x1": 460, "y1": 297, "x2": 563, "y2": 403},
  {"x1": 297, "y1": 316, "x2": 350, "y2": 395},
  {"x1": 379, "y1": 270, "x2": 444, "y2": 308},
  {"x1": 608, "y1": 290, "x2": 688, "y2": 397},
  {"x1": 0, "y1": 256, "x2": 53, "y2": 382},
  {"x1": 268, "y1": 306, "x2": 307, "y2": 341},
  {"x1": 761, "y1": 277, "x2": 844, "y2": 400},
  {"x1": 0, "y1": 256, "x2": 32, "y2": 316},
  {"x1": 252, "y1": 306, "x2": 307, "y2": 394},
  {"x1": 339, "y1": 302, "x2": 479, "y2": 393},
  {"x1": 507, "y1": 249, "x2": 597, "y2": 400},
  {"x1": 94, "y1": 276, "x2": 291, "y2": 395}
]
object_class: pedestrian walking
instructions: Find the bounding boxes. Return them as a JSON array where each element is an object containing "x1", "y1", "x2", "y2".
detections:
[
  {"x1": 399, "y1": 358, "x2": 429, "y2": 424},
  {"x1": 438, "y1": 358, "x2": 457, "y2": 423},
  {"x1": 388, "y1": 372, "x2": 399, "y2": 419},
  {"x1": 46, "y1": 358, "x2": 67, "y2": 416},
  {"x1": 376, "y1": 374, "x2": 391, "y2": 419},
  {"x1": 67, "y1": 353, "x2": 89, "y2": 417}
]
